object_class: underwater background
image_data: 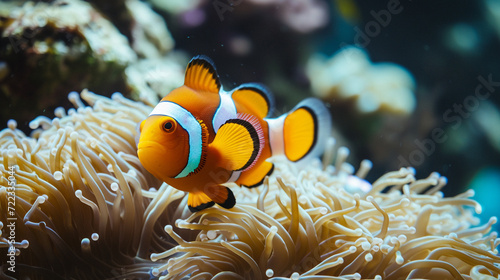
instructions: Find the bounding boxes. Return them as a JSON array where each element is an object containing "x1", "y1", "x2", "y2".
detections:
[
  {"x1": 1, "y1": 1, "x2": 500, "y2": 279},
  {"x1": 2, "y1": 0, "x2": 499, "y2": 228}
]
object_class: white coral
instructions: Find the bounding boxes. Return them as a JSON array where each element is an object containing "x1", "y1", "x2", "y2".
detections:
[{"x1": 307, "y1": 46, "x2": 416, "y2": 115}]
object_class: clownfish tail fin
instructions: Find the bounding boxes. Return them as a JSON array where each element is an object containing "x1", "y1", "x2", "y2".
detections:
[{"x1": 267, "y1": 98, "x2": 331, "y2": 162}]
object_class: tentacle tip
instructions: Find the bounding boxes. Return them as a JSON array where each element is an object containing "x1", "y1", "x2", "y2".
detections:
[
  {"x1": 36, "y1": 196, "x2": 46, "y2": 204},
  {"x1": 490, "y1": 216, "x2": 497, "y2": 224},
  {"x1": 409, "y1": 227, "x2": 416, "y2": 234},
  {"x1": 439, "y1": 176, "x2": 448, "y2": 185},
  {"x1": 20, "y1": 239, "x2": 29, "y2": 248},
  {"x1": 75, "y1": 189, "x2": 83, "y2": 198},
  {"x1": 175, "y1": 219, "x2": 186, "y2": 228},
  {"x1": 270, "y1": 225, "x2": 278, "y2": 234},
  {"x1": 151, "y1": 268, "x2": 160, "y2": 276},
  {"x1": 207, "y1": 230, "x2": 217, "y2": 240},
  {"x1": 28, "y1": 120, "x2": 39, "y2": 130},
  {"x1": 164, "y1": 224, "x2": 173, "y2": 233},
  {"x1": 53, "y1": 171, "x2": 63, "y2": 181},
  {"x1": 475, "y1": 204, "x2": 482, "y2": 214},
  {"x1": 81, "y1": 238, "x2": 90, "y2": 247},
  {"x1": 70, "y1": 131, "x2": 79, "y2": 140},
  {"x1": 401, "y1": 198, "x2": 410, "y2": 207},
  {"x1": 68, "y1": 91, "x2": 79, "y2": 101},
  {"x1": 7, "y1": 119, "x2": 17, "y2": 130},
  {"x1": 111, "y1": 92, "x2": 124, "y2": 99}
]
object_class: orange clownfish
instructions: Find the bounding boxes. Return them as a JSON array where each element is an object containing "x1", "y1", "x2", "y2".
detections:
[{"x1": 137, "y1": 55, "x2": 331, "y2": 212}]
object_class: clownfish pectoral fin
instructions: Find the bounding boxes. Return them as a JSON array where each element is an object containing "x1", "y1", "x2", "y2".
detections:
[
  {"x1": 210, "y1": 114, "x2": 264, "y2": 171},
  {"x1": 187, "y1": 191, "x2": 215, "y2": 212},
  {"x1": 205, "y1": 185, "x2": 236, "y2": 209},
  {"x1": 268, "y1": 98, "x2": 331, "y2": 162},
  {"x1": 184, "y1": 55, "x2": 221, "y2": 94},
  {"x1": 230, "y1": 83, "x2": 275, "y2": 119},
  {"x1": 236, "y1": 161, "x2": 274, "y2": 188}
]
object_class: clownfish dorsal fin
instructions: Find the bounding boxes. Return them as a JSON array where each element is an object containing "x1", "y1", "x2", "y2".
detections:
[
  {"x1": 230, "y1": 83, "x2": 275, "y2": 118},
  {"x1": 184, "y1": 55, "x2": 221, "y2": 93},
  {"x1": 210, "y1": 113, "x2": 264, "y2": 171}
]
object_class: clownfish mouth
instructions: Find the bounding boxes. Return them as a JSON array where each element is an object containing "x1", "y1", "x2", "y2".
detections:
[
  {"x1": 137, "y1": 140, "x2": 161, "y2": 151},
  {"x1": 137, "y1": 140, "x2": 166, "y2": 163}
]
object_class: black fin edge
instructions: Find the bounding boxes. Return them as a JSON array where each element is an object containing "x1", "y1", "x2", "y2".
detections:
[
  {"x1": 243, "y1": 163, "x2": 274, "y2": 189},
  {"x1": 224, "y1": 118, "x2": 260, "y2": 171},
  {"x1": 215, "y1": 187, "x2": 236, "y2": 209},
  {"x1": 187, "y1": 55, "x2": 221, "y2": 90},
  {"x1": 232, "y1": 83, "x2": 275, "y2": 117},
  {"x1": 288, "y1": 106, "x2": 318, "y2": 162},
  {"x1": 188, "y1": 201, "x2": 215, "y2": 212}
]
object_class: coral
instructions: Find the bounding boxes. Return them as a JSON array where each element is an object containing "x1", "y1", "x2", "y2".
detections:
[
  {"x1": 0, "y1": 0, "x2": 137, "y2": 130},
  {"x1": 124, "y1": 0, "x2": 175, "y2": 59},
  {"x1": 0, "y1": 0, "x2": 175, "y2": 130},
  {"x1": 245, "y1": 0, "x2": 329, "y2": 33},
  {"x1": 125, "y1": 53, "x2": 188, "y2": 106},
  {"x1": 0, "y1": 91, "x2": 191, "y2": 279},
  {"x1": 152, "y1": 144, "x2": 500, "y2": 279},
  {"x1": 149, "y1": 0, "x2": 204, "y2": 14},
  {"x1": 277, "y1": 0, "x2": 329, "y2": 33},
  {"x1": 307, "y1": 46, "x2": 416, "y2": 115},
  {"x1": 83, "y1": 0, "x2": 174, "y2": 59}
]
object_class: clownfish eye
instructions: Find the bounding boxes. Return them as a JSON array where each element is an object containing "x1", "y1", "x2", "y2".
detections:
[{"x1": 162, "y1": 119, "x2": 176, "y2": 133}]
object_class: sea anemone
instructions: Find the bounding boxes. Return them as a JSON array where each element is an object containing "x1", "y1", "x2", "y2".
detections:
[
  {"x1": 0, "y1": 90, "x2": 191, "y2": 279},
  {"x1": 151, "y1": 142, "x2": 500, "y2": 279},
  {"x1": 1, "y1": 91, "x2": 499, "y2": 280}
]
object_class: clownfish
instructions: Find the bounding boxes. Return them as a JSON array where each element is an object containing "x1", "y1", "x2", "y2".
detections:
[{"x1": 137, "y1": 55, "x2": 331, "y2": 212}]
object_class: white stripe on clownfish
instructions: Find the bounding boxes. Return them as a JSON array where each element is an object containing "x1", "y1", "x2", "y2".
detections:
[
  {"x1": 227, "y1": 170, "x2": 241, "y2": 183},
  {"x1": 149, "y1": 101, "x2": 203, "y2": 178},
  {"x1": 266, "y1": 114, "x2": 286, "y2": 156},
  {"x1": 213, "y1": 91, "x2": 237, "y2": 132}
]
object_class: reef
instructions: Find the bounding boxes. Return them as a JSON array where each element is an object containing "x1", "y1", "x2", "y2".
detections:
[
  {"x1": 1, "y1": 91, "x2": 499, "y2": 279},
  {"x1": 0, "y1": 0, "x2": 178, "y2": 130},
  {"x1": 307, "y1": 46, "x2": 416, "y2": 116}
]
